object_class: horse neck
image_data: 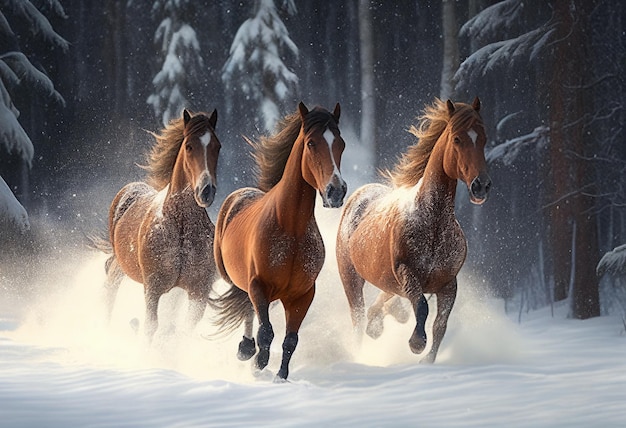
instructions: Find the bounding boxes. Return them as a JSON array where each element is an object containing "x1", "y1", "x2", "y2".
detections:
[
  {"x1": 164, "y1": 148, "x2": 195, "y2": 209},
  {"x1": 269, "y1": 137, "x2": 316, "y2": 235},
  {"x1": 418, "y1": 137, "x2": 458, "y2": 211}
]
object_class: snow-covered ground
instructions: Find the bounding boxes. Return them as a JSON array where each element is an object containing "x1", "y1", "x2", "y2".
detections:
[{"x1": 1, "y1": 203, "x2": 625, "y2": 427}]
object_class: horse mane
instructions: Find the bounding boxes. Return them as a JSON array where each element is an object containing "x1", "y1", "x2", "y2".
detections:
[
  {"x1": 387, "y1": 98, "x2": 482, "y2": 188},
  {"x1": 253, "y1": 107, "x2": 337, "y2": 192},
  {"x1": 143, "y1": 112, "x2": 210, "y2": 190}
]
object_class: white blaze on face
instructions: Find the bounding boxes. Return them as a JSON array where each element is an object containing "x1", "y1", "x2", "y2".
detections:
[
  {"x1": 323, "y1": 128, "x2": 341, "y2": 176},
  {"x1": 197, "y1": 131, "x2": 211, "y2": 173},
  {"x1": 199, "y1": 131, "x2": 211, "y2": 148},
  {"x1": 467, "y1": 129, "x2": 478, "y2": 147}
]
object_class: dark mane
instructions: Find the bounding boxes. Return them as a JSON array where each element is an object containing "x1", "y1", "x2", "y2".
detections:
[
  {"x1": 387, "y1": 98, "x2": 483, "y2": 188},
  {"x1": 143, "y1": 112, "x2": 212, "y2": 190},
  {"x1": 253, "y1": 107, "x2": 338, "y2": 192}
]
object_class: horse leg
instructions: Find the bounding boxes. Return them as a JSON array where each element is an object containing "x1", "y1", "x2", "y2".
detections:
[
  {"x1": 366, "y1": 291, "x2": 395, "y2": 339},
  {"x1": 249, "y1": 279, "x2": 273, "y2": 372},
  {"x1": 237, "y1": 308, "x2": 256, "y2": 361},
  {"x1": 408, "y1": 294, "x2": 429, "y2": 354},
  {"x1": 104, "y1": 256, "x2": 124, "y2": 322},
  {"x1": 144, "y1": 288, "x2": 161, "y2": 341},
  {"x1": 277, "y1": 286, "x2": 315, "y2": 381},
  {"x1": 337, "y1": 253, "x2": 366, "y2": 333},
  {"x1": 384, "y1": 296, "x2": 410, "y2": 324},
  {"x1": 185, "y1": 295, "x2": 207, "y2": 333},
  {"x1": 422, "y1": 278, "x2": 457, "y2": 363}
]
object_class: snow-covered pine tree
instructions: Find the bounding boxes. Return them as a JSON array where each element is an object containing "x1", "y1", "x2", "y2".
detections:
[
  {"x1": 0, "y1": 0, "x2": 67, "y2": 229},
  {"x1": 147, "y1": 0, "x2": 204, "y2": 125},
  {"x1": 222, "y1": 0, "x2": 298, "y2": 133}
]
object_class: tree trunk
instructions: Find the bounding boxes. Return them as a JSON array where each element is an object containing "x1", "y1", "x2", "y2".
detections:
[
  {"x1": 358, "y1": 0, "x2": 376, "y2": 160},
  {"x1": 440, "y1": 0, "x2": 459, "y2": 100},
  {"x1": 548, "y1": 0, "x2": 600, "y2": 318}
]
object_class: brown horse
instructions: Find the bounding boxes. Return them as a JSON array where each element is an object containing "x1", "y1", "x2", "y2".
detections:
[
  {"x1": 336, "y1": 98, "x2": 491, "y2": 363},
  {"x1": 212, "y1": 102, "x2": 346, "y2": 380},
  {"x1": 96, "y1": 109, "x2": 221, "y2": 339}
]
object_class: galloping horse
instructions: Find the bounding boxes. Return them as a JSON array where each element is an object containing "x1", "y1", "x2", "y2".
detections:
[
  {"x1": 98, "y1": 109, "x2": 221, "y2": 339},
  {"x1": 213, "y1": 102, "x2": 346, "y2": 380},
  {"x1": 336, "y1": 98, "x2": 491, "y2": 363}
]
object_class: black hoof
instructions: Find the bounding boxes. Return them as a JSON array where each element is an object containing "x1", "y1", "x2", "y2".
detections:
[
  {"x1": 237, "y1": 336, "x2": 256, "y2": 361},
  {"x1": 255, "y1": 348, "x2": 270, "y2": 371}
]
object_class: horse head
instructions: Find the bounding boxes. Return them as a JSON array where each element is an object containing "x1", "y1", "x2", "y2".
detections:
[
  {"x1": 443, "y1": 97, "x2": 492, "y2": 205},
  {"x1": 298, "y1": 102, "x2": 347, "y2": 208},
  {"x1": 181, "y1": 109, "x2": 221, "y2": 207}
]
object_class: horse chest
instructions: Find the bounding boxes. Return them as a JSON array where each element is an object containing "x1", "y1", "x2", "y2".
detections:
[
  {"x1": 143, "y1": 203, "x2": 213, "y2": 276},
  {"x1": 401, "y1": 212, "x2": 467, "y2": 289},
  {"x1": 261, "y1": 223, "x2": 325, "y2": 285}
]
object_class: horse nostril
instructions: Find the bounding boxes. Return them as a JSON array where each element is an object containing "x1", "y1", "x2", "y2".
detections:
[
  {"x1": 485, "y1": 179, "x2": 492, "y2": 193},
  {"x1": 325, "y1": 181, "x2": 347, "y2": 207},
  {"x1": 201, "y1": 184, "x2": 216, "y2": 205}
]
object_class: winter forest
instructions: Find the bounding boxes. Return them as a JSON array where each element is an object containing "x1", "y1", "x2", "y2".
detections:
[{"x1": 1, "y1": 0, "x2": 626, "y2": 327}]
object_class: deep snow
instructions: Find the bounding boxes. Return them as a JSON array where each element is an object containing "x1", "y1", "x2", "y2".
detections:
[{"x1": 1, "y1": 203, "x2": 625, "y2": 427}]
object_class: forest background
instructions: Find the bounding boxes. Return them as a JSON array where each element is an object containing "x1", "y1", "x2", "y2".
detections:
[{"x1": 1, "y1": 0, "x2": 625, "y2": 322}]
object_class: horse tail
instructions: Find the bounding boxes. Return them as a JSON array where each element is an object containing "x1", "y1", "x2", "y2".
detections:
[
  {"x1": 86, "y1": 232, "x2": 113, "y2": 254},
  {"x1": 209, "y1": 285, "x2": 253, "y2": 336}
]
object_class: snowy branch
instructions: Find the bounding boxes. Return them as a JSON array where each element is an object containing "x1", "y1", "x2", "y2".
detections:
[
  {"x1": 486, "y1": 125, "x2": 549, "y2": 166},
  {"x1": 1, "y1": 0, "x2": 69, "y2": 51},
  {"x1": 0, "y1": 174, "x2": 29, "y2": 233},
  {"x1": 597, "y1": 244, "x2": 626, "y2": 278},
  {"x1": 1, "y1": 52, "x2": 65, "y2": 106}
]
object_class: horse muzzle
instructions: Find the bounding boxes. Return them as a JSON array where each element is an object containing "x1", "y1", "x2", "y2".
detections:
[
  {"x1": 195, "y1": 176, "x2": 217, "y2": 208},
  {"x1": 469, "y1": 172, "x2": 492, "y2": 205},
  {"x1": 321, "y1": 176, "x2": 347, "y2": 208}
]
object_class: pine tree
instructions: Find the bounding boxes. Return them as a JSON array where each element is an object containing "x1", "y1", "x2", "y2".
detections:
[
  {"x1": 147, "y1": 0, "x2": 204, "y2": 125},
  {"x1": 222, "y1": 0, "x2": 298, "y2": 133},
  {"x1": 0, "y1": 0, "x2": 67, "y2": 229}
]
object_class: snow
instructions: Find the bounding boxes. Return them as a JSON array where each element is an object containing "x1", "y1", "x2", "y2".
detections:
[{"x1": 1, "y1": 206, "x2": 625, "y2": 427}]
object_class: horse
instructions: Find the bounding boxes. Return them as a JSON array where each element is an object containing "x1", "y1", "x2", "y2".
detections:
[
  {"x1": 95, "y1": 109, "x2": 221, "y2": 339},
  {"x1": 336, "y1": 98, "x2": 491, "y2": 363},
  {"x1": 212, "y1": 102, "x2": 346, "y2": 380}
]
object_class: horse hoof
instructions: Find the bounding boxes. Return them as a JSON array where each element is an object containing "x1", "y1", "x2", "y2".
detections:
[
  {"x1": 273, "y1": 373, "x2": 289, "y2": 383},
  {"x1": 365, "y1": 316, "x2": 384, "y2": 339},
  {"x1": 237, "y1": 336, "x2": 256, "y2": 361},
  {"x1": 255, "y1": 349, "x2": 270, "y2": 371},
  {"x1": 129, "y1": 318, "x2": 140, "y2": 333},
  {"x1": 409, "y1": 332, "x2": 427, "y2": 354},
  {"x1": 420, "y1": 353, "x2": 436, "y2": 364}
]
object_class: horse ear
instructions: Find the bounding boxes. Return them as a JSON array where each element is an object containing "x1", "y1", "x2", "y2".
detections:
[
  {"x1": 332, "y1": 103, "x2": 341, "y2": 123},
  {"x1": 446, "y1": 100, "x2": 455, "y2": 117},
  {"x1": 472, "y1": 96, "x2": 481, "y2": 112},
  {"x1": 209, "y1": 109, "x2": 218, "y2": 128},
  {"x1": 183, "y1": 109, "x2": 191, "y2": 125},
  {"x1": 298, "y1": 101, "x2": 309, "y2": 120}
]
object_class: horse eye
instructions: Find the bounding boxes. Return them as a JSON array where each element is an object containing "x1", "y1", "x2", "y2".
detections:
[
  {"x1": 307, "y1": 140, "x2": 315, "y2": 148},
  {"x1": 453, "y1": 136, "x2": 461, "y2": 145},
  {"x1": 185, "y1": 143, "x2": 193, "y2": 152}
]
